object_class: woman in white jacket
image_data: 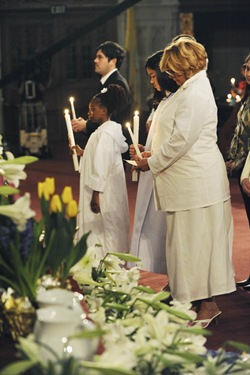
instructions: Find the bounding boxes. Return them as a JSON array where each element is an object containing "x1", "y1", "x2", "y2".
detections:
[{"x1": 135, "y1": 39, "x2": 236, "y2": 327}]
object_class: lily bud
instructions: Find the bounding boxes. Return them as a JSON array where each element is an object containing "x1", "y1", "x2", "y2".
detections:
[
  {"x1": 61, "y1": 186, "x2": 73, "y2": 204},
  {"x1": 50, "y1": 194, "x2": 62, "y2": 213},
  {"x1": 66, "y1": 199, "x2": 78, "y2": 218}
]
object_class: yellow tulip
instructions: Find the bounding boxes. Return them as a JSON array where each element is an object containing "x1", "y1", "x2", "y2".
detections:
[
  {"x1": 50, "y1": 194, "x2": 62, "y2": 213},
  {"x1": 66, "y1": 199, "x2": 78, "y2": 218},
  {"x1": 38, "y1": 182, "x2": 44, "y2": 199},
  {"x1": 38, "y1": 181, "x2": 50, "y2": 201},
  {"x1": 45, "y1": 177, "x2": 55, "y2": 195},
  {"x1": 61, "y1": 186, "x2": 73, "y2": 204}
]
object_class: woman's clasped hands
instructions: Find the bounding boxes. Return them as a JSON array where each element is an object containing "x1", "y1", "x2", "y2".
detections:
[{"x1": 129, "y1": 144, "x2": 150, "y2": 172}]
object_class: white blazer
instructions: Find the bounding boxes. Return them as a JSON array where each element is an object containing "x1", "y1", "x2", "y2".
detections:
[{"x1": 148, "y1": 70, "x2": 230, "y2": 211}]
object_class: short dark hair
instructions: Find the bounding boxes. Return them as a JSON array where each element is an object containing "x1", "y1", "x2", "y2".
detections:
[
  {"x1": 93, "y1": 84, "x2": 126, "y2": 116},
  {"x1": 96, "y1": 41, "x2": 126, "y2": 69}
]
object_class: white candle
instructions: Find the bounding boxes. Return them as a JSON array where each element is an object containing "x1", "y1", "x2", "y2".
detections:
[
  {"x1": 69, "y1": 97, "x2": 77, "y2": 119},
  {"x1": 126, "y1": 122, "x2": 142, "y2": 158},
  {"x1": 132, "y1": 111, "x2": 140, "y2": 181},
  {"x1": 64, "y1": 109, "x2": 79, "y2": 171},
  {"x1": 230, "y1": 78, "x2": 235, "y2": 87},
  {"x1": 133, "y1": 110, "x2": 139, "y2": 144}
]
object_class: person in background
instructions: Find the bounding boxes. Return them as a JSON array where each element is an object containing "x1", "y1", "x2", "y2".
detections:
[
  {"x1": 218, "y1": 59, "x2": 247, "y2": 160},
  {"x1": 135, "y1": 39, "x2": 235, "y2": 327},
  {"x1": 128, "y1": 50, "x2": 178, "y2": 274},
  {"x1": 72, "y1": 84, "x2": 130, "y2": 254},
  {"x1": 71, "y1": 41, "x2": 131, "y2": 159},
  {"x1": 227, "y1": 54, "x2": 250, "y2": 289}
]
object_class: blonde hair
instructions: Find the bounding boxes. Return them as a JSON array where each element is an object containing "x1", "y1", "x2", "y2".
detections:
[{"x1": 160, "y1": 39, "x2": 207, "y2": 75}]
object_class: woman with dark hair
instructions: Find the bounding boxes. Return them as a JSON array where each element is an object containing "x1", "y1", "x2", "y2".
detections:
[
  {"x1": 227, "y1": 53, "x2": 250, "y2": 289},
  {"x1": 128, "y1": 50, "x2": 178, "y2": 273}
]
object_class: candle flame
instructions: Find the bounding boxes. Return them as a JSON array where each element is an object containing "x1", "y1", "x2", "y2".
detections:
[
  {"x1": 134, "y1": 110, "x2": 139, "y2": 116},
  {"x1": 69, "y1": 97, "x2": 74, "y2": 102},
  {"x1": 64, "y1": 109, "x2": 69, "y2": 114},
  {"x1": 126, "y1": 122, "x2": 130, "y2": 128}
]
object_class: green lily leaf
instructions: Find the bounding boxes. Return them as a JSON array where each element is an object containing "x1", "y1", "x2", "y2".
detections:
[
  {"x1": 79, "y1": 361, "x2": 137, "y2": 375},
  {"x1": 164, "y1": 349, "x2": 205, "y2": 363},
  {"x1": 0, "y1": 186, "x2": 19, "y2": 196},
  {"x1": 2, "y1": 156, "x2": 38, "y2": 165},
  {"x1": 107, "y1": 252, "x2": 141, "y2": 262},
  {"x1": 133, "y1": 285, "x2": 156, "y2": 294},
  {"x1": 153, "y1": 301, "x2": 192, "y2": 320},
  {"x1": 0, "y1": 360, "x2": 36, "y2": 375},
  {"x1": 104, "y1": 302, "x2": 130, "y2": 311},
  {"x1": 152, "y1": 291, "x2": 171, "y2": 302},
  {"x1": 180, "y1": 326, "x2": 212, "y2": 336},
  {"x1": 68, "y1": 328, "x2": 107, "y2": 340},
  {"x1": 223, "y1": 340, "x2": 250, "y2": 353}
]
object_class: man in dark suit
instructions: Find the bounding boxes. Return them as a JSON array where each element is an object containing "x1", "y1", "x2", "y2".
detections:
[{"x1": 72, "y1": 41, "x2": 131, "y2": 145}]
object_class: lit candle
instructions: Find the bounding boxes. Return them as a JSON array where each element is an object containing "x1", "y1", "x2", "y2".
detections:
[
  {"x1": 69, "y1": 97, "x2": 77, "y2": 119},
  {"x1": 133, "y1": 110, "x2": 139, "y2": 144},
  {"x1": 64, "y1": 109, "x2": 79, "y2": 171},
  {"x1": 132, "y1": 111, "x2": 140, "y2": 181},
  {"x1": 230, "y1": 78, "x2": 235, "y2": 87},
  {"x1": 126, "y1": 122, "x2": 142, "y2": 158}
]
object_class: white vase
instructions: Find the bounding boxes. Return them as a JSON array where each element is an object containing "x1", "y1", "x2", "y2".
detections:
[
  {"x1": 36, "y1": 288, "x2": 84, "y2": 312},
  {"x1": 34, "y1": 306, "x2": 98, "y2": 363}
]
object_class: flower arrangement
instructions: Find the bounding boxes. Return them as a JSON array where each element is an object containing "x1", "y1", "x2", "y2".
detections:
[
  {"x1": 0, "y1": 173, "x2": 89, "y2": 305},
  {"x1": 1, "y1": 249, "x2": 250, "y2": 375},
  {"x1": 0, "y1": 139, "x2": 89, "y2": 339}
]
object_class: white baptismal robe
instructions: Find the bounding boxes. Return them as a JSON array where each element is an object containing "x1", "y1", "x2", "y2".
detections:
[
  {"x1": 77, "y1": 120, "x2": 130, "y2": 254},
  {"x1": 129, "y1": 106, "x2": 167, "y2": 274}
]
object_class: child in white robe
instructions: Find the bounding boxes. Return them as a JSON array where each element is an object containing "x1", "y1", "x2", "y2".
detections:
[{"x1": 73, "y1": 85, "x2": 130, "y2": 254}]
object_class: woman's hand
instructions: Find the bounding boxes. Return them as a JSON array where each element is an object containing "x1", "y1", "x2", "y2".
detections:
[
  {"x1": 129, "y1": 144, "x2": 145, "y2": 159},
  {"x1": 134, "y1": 151, "x2": 151, "y2": 172},
  {"x1": 91, "y1": 191, "x2": 100, "y2": 213},
  {"x1": 242, "y1": 178, "x2": 250, "y2": 196}
]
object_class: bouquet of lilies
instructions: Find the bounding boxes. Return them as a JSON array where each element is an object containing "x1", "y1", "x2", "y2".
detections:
[{"x1": 1, "y1": 249, "x2": 250, "y2": 375}]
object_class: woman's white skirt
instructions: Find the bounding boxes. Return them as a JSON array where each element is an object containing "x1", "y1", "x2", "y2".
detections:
[{"x1": 166, "y1": 199, "x2": 236, "y2": 302}]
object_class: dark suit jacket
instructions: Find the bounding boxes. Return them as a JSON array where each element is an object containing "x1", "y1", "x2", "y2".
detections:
[{"x1": 85, "y1": 70, "x2": 131, "y2": 137}]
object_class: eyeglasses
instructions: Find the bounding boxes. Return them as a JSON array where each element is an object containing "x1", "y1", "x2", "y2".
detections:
[
  {"x1": 243, "y1": 65, "x2": 250, "y2": 73},
  {"x1": 165, "y1": 70, "x2": 183, "y2": 78},
  {"x1": 165, "y1": 70, "x2": 176, "y2": 78}
]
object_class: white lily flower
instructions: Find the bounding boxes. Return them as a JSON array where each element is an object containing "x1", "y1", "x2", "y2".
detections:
[
  {"x1": 0, "y1": 161, "x2": 26, "y2": 187},
  {"x1": 96, "y1": 342, "x2": 138, "y2": 370},
  {"x1": 0, "y1": 193, "x2": 35, "y2": 231},
  {"x1": 88, "y1": 306, "x2": 106, "y2": 326},
  {"x1": 70, "y1": 245, "x2": 103, "y2": 277}
]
